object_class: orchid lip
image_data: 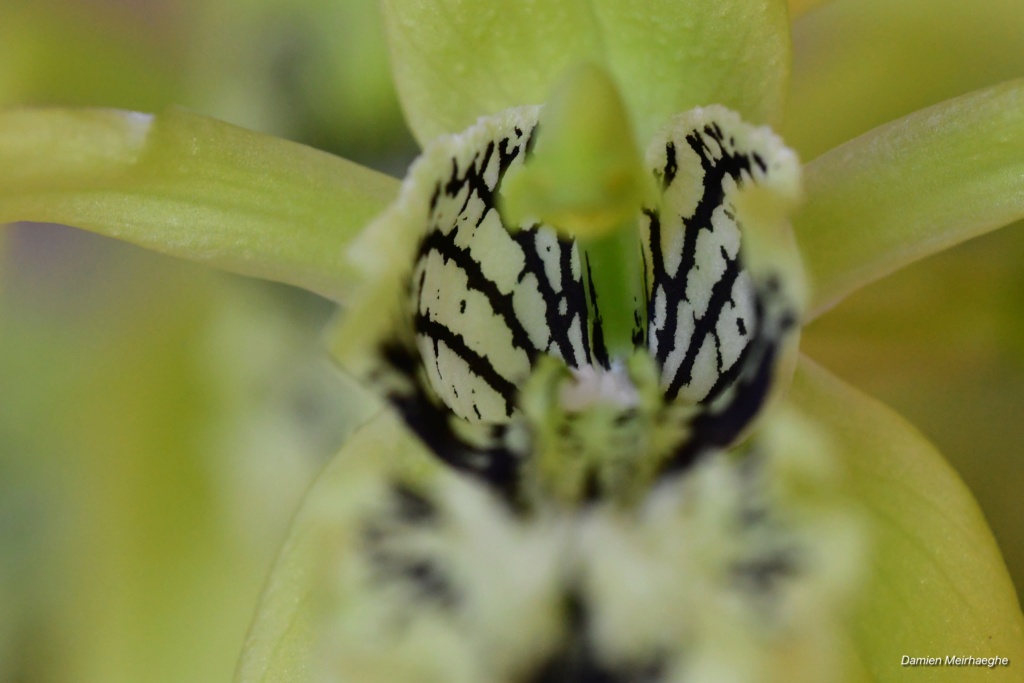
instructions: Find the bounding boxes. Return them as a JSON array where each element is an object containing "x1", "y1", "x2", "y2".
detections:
[{"x1": 334, "y1": 101, "x2": 805, "y2": 508}]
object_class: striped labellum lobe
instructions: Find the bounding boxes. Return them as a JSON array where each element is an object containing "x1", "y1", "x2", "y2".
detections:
[
  {"x1": 412, "y1": 122, "x2": 592, "y2": 423},
  {"x1": 338, "y1": 105, "x2": 803, "y2": 506}
]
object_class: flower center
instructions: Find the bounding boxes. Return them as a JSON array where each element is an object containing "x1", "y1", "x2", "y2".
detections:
[
  {"x1": 336, "y1": 102, "x2": 804, "y2": 505},
  {"x1": 558, "y1": 362, "x2": 639, "y2": 413}
]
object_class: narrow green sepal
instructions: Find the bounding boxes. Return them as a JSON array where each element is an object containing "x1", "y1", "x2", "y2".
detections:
[
  {"x1": 0, "y1": 107, "x2": 400, "y2": 301},
  {"x1": 795, "y1": 78, "x2": 1024, "y2": 319}
]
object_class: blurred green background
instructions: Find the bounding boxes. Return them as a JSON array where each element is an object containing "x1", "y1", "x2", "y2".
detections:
[{"x1": 1, "y1": 0, "x2": 1022, "y2": 681}]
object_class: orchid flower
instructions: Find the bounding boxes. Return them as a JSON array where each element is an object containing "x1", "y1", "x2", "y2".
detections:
[{"x1": 2, "y1": 2, "x2": 1023, "y2": 683}]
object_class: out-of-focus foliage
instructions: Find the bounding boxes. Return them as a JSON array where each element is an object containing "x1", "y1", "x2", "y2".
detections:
[
  {"x1": 785, "y1": 0, "x2": 1024, "y2": 161},
  {"x1": 0, "y1": 1, "x2": 400, "y2": 680},
  {"x1": 184, "y1": 0, "x2": 415, "y2": 166},
  {"x1": 0, "y1": 0, "x2": 415, "y2": 168},
  {"x1": 0, "y1": 0, "x2": 184, "y2": 114},
  {"x1": 0, "y1": 225, "x2": 369, "y2": 682}
]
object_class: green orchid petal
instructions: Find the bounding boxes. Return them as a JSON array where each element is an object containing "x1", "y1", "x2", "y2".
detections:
[
  {"x1": 379, "y1": 0, "x2": 604, "y2": 146},
  {"x1": 0, "y1": 107, "x2": 399, "y2": 300},
  {"x1": 588, "y1": 0, "x2": 792, "y2": 139},
  {"x1": 793, "y1": 78, "x2": 1024, "y2": 319},
  {"x1": 786, "y1": 0, "x2": 1024, "y2": 160},
  {"x1": 789, "y1": 357, "x2": 1024, "y2": 681},
  {"x1": 235, "y1": 412, "x2": 432, "y2": 683},
  {"x1": 801, "y1": 225, "x2": 1024, "y2": 605},
  {"x1": 382, "y1": 0, "x2": 790, "y2": 147}
]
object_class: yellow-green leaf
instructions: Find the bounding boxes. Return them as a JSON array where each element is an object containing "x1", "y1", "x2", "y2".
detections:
[{"x1": 381, "y1": 0, "x2": 790, "y2": 147}]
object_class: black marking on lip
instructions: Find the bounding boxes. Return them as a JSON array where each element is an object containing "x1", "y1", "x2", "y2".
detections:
[
  {"x1": 378, "y1": 339, "x2": 521, "y2": 501},
  {"x1": 632, "y1": 307, "x2": 645, "y2": 346},
  {"x1": 415, "y1": 313, "x2": 518, "y2": 417},
  {"x1": 414, "y1": 121, "x2": 606, "y2": 419},
  {"x1": 649, "y1": 124, "x2": 760, "y2": 404},
  {"x1": 511, "y1": 227, "x2": 592, "y2": 368},
  {"x1": 752, "y1": 152, "x2": 768, "y2": 173},
  {"x1": 659, "y1": 295, "x2": 796, "y2": 475},
  {"x1": 417, "y1": 228, "x2": 538, "y2": 361},
  {"x1": 632, "y1": 235, "x2": 649, "y2": 348},
  {"x1": 449, "y1": 140, "x2": 497, "y2": 219},
  {"x1": 560, "y1": 235, "x2": 593, "y2": 363},
  {"x1": 659, "y1": 141, "x2": 678, "y2": 189},
  {"x1": 390, "y1": 482, "x2": 438, "y2": 526},
  {"x1": 359, "y1": 482, "x2": 458, "y2": 611},
  {"x1": 402, "y1": 558, "x2": 458, "y2": 607},
  {"x1": 731, "y1": 548, "x2": 800, "y2": 596},
  {"x1": 663, "y1": 250, "x2": 743, "y2": 402},
  {"x1": 361, "y1": 529, "x2": 459, "y2": 612},
  {"x1": 702, "y1": 333, "x2": 754, "y2": 407},
  {"x1": 525, "y1": 590, "x2": 667, "y2": 683}
]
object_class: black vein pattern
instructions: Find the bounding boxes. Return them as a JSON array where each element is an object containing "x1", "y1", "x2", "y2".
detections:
[
  {"x1": 371, "y1": 110, "x2": 797, "y2": 497},
  {"x1": 644, "y1": 124, "x2": 764, "y2": 404},
  {"x1": 361, "y1": 482, "x2": 460, "y2": 613},
  {"x1": 412, "y1": 120, "x2": 595, "y2": 424},
  {"x1": 376, "y1": 339, "x2": 522, "y2": 501}
]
